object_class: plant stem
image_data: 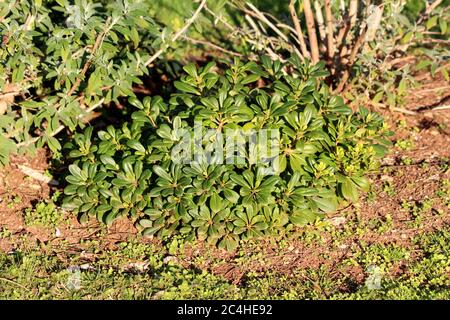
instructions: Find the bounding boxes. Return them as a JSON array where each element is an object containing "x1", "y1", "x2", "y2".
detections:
[
  {"x1": 289, "y1": 0, "x2": 309, "y2": 60},
  {"x1": 313, "y1": 0, "x2": 326, "y2": 47},
  {"x1": 67, "y1": 18, "x2": 112, "y2": 97},
  {"x1": 303, "y1": 0, "x2": 319, "y2": 64},
  {"x1": 324, "y1": 0, "x2": 335, "y2": 62}
]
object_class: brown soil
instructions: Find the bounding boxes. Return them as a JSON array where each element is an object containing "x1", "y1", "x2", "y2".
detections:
[{"x1": 0, "y1": 75, "x2": 449, "y2": 286}]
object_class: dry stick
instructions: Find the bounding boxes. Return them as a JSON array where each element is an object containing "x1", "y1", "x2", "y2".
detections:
[
  {"x1": 421, "y1": 38, "x2": 450, "y2": 44},
  {"x1": 430, "y1": 105, "x2": 450, "y2": 111},
  {"x1": 245, "y1": 2, "x2": 290, "y2": 43},
  {"x1": 245, "y1": 14, "x2": 284, "y2": 62},
  {"x1": 144, "y1": 0, "x2": 207, "y2": 67},
  {"x1": 303, "y1": 0, "x2": 320, "y2": 64},
  {"x1": 243, "y1": 3, "x2": 302, "y2": 60},
  {"x1": 385, "y1": 55, "x2": 416, "y2": 68},
  {"x1": 335, "y1": 16, "x2": 350, "y2": 50},
  {"x1": 368, "y1": 101, "x2": 418, "y2": 116},
  {"x1": 183, "y1": 35, "x2": 243, "y2": 57},
  {"x1": 0, "y1": 277, "x2": 27, "y2": 290},
  {"x1": 289, "y1": 0, "x2": 310, "y2": 60},
  {"x1": 324, "y1": 0, "x2": 335, "y2": 62},
  {"x1": 17, "y1": 98, "x2": 105, "y2": 148},
  {"x1": 411, "y1": 85, "x2": 450, "y2": 94}
]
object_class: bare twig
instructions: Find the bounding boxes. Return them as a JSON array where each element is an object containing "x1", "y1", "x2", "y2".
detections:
[
  {"x1": 246, "y1": 2, "x2": 289, "y2": 43},
  {"x1": 335, "y1": 16, "x2": 351, "y2": 55},
  {"x1": 243, "y1": 3, "x2": 302, "y2": 60},
  {"x1": 144, "y1": 0, "x2": 207, "y2": 67},
  {"x1": 18, "y1": 165, "x2": 59, "y2": 186},
  {"x1": 0, "y1": 277, "x2": 27, "y2": 290},
  {"x1": 411, "y1": 85, "x2": 450, "y2": 94},
  {"x1": 368, "y1": 101, "x2": 418, "y2": 115},
  {"x1": 303, "y1": 0, "x2": 319, "y2": 64},
  {"x1": 244, "y1": 15, "x2": 284, "y2": 61},
  {"x1": 339, "y1": 0, "x2": 346, "y2": 16},
  {"x1": 289, "y1": 0, "x2": 309, "y2": 60},
  {"x1": 384, "y1": 55, "x2": 416, "y2": 68},
  {"x1": 204, "y1": 5, "x2": 235, "y2": 32},
  {"x1": 420, "y1": 38, "x2": 450, "y2": 44},
  {"x1": 429, "y1": 104, "x2": 450, "y2": 111}
]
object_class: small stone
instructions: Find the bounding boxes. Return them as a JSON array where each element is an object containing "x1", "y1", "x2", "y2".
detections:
[
  {"x1": 163, "y1": 255, "x2": 179, "y2": 264},
  {"x1": 328, "y1": 216, "x2": 346, "y2": 227},
  {"x1": 80, "y1": 263, "x2": 91, "y2": 270}
]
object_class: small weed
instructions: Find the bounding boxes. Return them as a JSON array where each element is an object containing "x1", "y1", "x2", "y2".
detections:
[
  {"x1": 395, "y1": 138, "x2": 415, "y2": 151},
  {"x1": 24, "y1": 201, "x2": 62, "y2": 227},
  {"x1": 0, "y1": 227, "x2": 12, "y2": 238},
  {"x1": 382, "y1": 181, "x2": 396, "y2": 197},
  {"x1": 401, "y1": 157, "x2": 413, "y2": 166}
]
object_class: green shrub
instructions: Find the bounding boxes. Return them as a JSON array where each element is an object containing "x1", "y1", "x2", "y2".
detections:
[
  {"x1": 0, "y1": 0, "x2": 163, "y2": 165},
  {"x1": 62, "y1": 56, "x2": 391, "y2": 250}
]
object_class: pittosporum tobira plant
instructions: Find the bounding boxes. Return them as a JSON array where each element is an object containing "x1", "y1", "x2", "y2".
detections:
[{"x1": 62, "y1": 55, "x2": 392, "y2": 251}]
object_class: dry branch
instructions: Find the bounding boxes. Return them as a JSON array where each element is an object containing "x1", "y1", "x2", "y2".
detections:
[
  {"x1": 246, "y1": 2, "x2": 289, "y2": 42},
  {"x1": 303, "y1": 0, "x2": 320, "y2": 63},
  {"x1": 289, "y1": 0, "x2": 309, "y2": 59}
]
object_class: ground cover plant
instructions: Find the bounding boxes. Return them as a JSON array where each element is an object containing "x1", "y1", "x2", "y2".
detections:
[
  {"x1": 0, "y1": 0, "x2": 449, "y2": 300},
  {"x1": 61, "y1": 56, "x2": 391, "y2": 250}
]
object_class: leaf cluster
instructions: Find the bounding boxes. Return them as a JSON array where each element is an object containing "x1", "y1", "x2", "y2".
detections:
[{"x1": 62, "y1": 56, "x2": 391, "y2": 250}]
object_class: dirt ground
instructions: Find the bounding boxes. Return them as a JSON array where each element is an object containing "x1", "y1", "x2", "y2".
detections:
[{"x1": 0, "y1": 74, "x2": 449, "y2": 285}]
